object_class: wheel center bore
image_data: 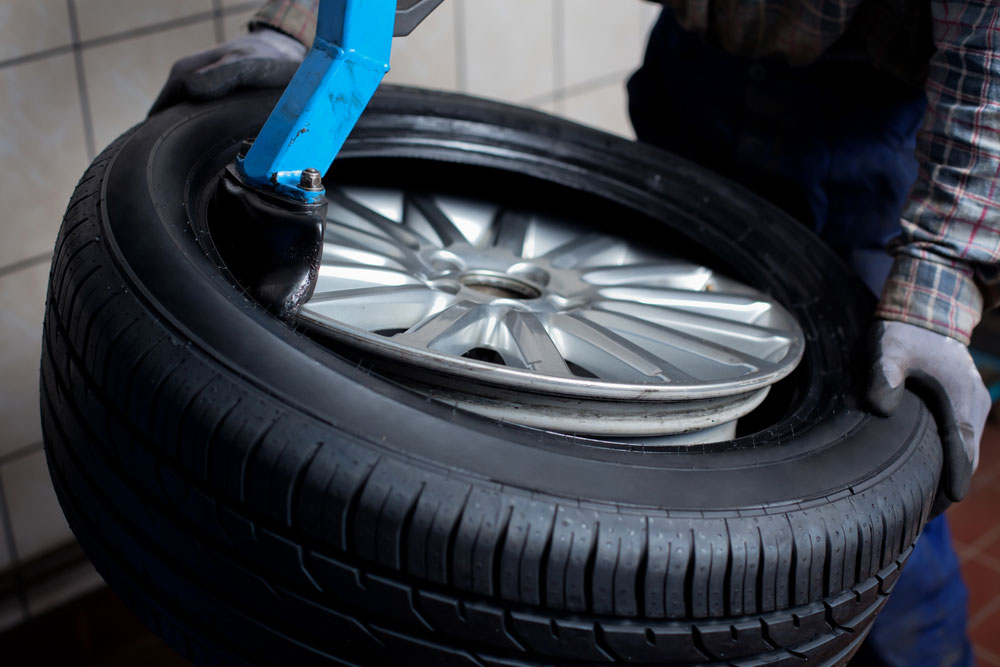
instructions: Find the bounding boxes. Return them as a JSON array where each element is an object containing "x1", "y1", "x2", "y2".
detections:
[{"x1": 458, "y1": 271, "x2": 542, "y2": 300}]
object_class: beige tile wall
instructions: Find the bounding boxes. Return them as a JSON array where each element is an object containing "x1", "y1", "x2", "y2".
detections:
[
  {"x1": 75, "y1": 0, "x2": 214, "y2": 40},
  {"x1": 0, "y1": 0, "x2": 661, "y2": 630},
  {"x1": 0, "y1": 2, "x2": 72, "y2": 62}
]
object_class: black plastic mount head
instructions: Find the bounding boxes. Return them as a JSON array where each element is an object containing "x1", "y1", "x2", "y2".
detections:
[{"x1": 208, "y1": 164, "x2": 327, "y2": 323}]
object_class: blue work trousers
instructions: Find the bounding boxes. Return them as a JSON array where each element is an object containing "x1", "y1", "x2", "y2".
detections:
[{"x1": 627, "y1": 10, "x2": 971, "y2": 666}]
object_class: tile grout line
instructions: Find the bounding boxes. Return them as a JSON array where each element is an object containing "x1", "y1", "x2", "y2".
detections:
[
  {"x1": 0, "y1": 2, "x2": 261, "y2": 72},
  {"x1": 970, "y1": 590, "x2": 1000, "y2": 629},
  {"x1": 0, "y1": 252, "x2": 52, "y2": 280},
  {"x1": 74, "y1": 3, "x2": 260, "y2": 53},
  {"x1": 520, "y1": 67, "x2": 635, "y2": 108},
  {"x1": 453, "y1": 0, "x2": 467, "y2": 93},
  {"x1": 967, "y1": 549, "x2": 1000, "y2": 575},
  {"x1": 0, "y1": 44, "x2": 75, "y2": 72},
  {"x1": 0, "y1": 475, "x2": 28, "y2": 616},
  {"x1": 551, "y1": 0, "x2": 565, "y2": 113},
  {"x1": 976, "y1": 645, "x2": 1000, "y2": 667},
  {"x1": 74, "y1": 10, "x2": 217, "y2": 55},
  {"x1": 971, "y1": 453, "x2": 1000, "y2": 487},
  {"x1": 66, "y1": 0, "x2": 96, "y2": 161},
  {"x1": 959, "y1": 516, "x2": 1000, "y2": 561},
  {"x1": 0, "y1": 443, "x2": 45, "y2": 469},
  {"x1": 212, "y1": 0, "x2": 226, "y2": 45}
]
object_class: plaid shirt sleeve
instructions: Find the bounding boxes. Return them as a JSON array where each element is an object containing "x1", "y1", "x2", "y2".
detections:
[
  {"x1": 251, "y1": 0, "x2": 319, "y2": 46},
  {"x1": 876, "y1": 0, "x2": 1000, "y2": 345}
]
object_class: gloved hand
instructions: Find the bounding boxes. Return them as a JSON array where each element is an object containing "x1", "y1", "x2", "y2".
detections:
[
  {"x1": 867, "y1": 319, "x2": 991, "y2": 504},
  {"x1": 149, "y1": 28, "x2": 306, "y2": 116}
]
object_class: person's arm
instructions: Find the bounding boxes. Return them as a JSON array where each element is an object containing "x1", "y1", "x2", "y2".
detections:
[
  {"x1": 875, "y1": 1, "x2": 1000, "y2": 342},
  {"x1": 868, "y1": 0, "x2": 998, "y2": 502}
]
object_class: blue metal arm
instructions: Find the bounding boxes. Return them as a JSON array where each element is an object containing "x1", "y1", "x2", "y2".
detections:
[{"x1": 237, "y1": 0, "x2": 397, "y2": 203}]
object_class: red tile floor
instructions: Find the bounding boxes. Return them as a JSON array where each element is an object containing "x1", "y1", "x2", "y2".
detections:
[{"x1": 950, "y1": 418, "x2": 1000, "y2": 664}]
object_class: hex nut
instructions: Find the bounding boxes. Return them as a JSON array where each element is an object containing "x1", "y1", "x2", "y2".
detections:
[{"x1": 299, "y1": 168, "x2": 324, "y2": 191}]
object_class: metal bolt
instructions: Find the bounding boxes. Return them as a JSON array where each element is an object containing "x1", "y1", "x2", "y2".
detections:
[
  {"x1": 299, "y1": 168, "x2": 324, "y2": 191},
  {"x1": 237, "y1": 138, "x2": 254, "y2": 159}
]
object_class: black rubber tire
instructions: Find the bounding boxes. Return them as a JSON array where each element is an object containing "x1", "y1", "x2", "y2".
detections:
[{"x1": 41, "y1": 86, "x2": 942, "y2": 666}]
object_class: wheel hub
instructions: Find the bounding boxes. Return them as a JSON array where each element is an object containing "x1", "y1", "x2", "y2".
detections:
[
  {"x1": 458, "y1": 271, "x2": 543, "y2": 300},
  {"x1": 298, "y1": 185, "x2": 805, "y2": 444}
]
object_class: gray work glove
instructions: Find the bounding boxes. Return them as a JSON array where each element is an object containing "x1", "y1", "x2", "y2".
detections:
[
  {"x1": 149, "y1": 28, "x2": 306, "y2": 116},
  {"x1": 867, "y1": 320, "x2": 991, "y2": 504}
]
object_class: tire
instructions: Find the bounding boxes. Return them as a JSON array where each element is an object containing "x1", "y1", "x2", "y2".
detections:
[{"x1": 41, "y1": 86, "x2": 941, "y2": 666}]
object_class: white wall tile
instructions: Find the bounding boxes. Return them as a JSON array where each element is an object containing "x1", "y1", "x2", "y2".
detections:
[
  {"x1": 462, "y1": 0, "x2": 555, "y2": 103},
  {"x1": 26, "y1": 559, "x2": 105, "y2": 616},
  {"x1": 385, "y1": 0, "x2": 458, "y2": 91},
  {"x1": 0, "y1": 263, "x2": 49, "y2": 458},
  {"x1": 2, "y1": 450, "x2": 73, "y2": 562},
  {"x1": 0, "y1": 0, "x2": 72, "y2": 62},
  {"x1": 0, "y1": 54, "x2": 89, "y2": 268},
  {"x1": 563, "y1": 0, "x2": 643, "y2": 89},
  {"x1": 530, "y1": 99, "x2": 561, "y2": 116},
  {"x1": 83, "y1": 20, "x2": 217, "y2": 151},
  {"x1": 560, "y1": 80, "x2": 634, "y2": 138},
  {"x1": 74, "y1": 0, "x2": 213, "y2": 41},
  {"x1": 639, "y1": 0, "x2": 662, "y2": 39}
]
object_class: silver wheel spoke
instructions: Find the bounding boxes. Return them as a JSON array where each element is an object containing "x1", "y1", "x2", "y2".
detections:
[
  {"x1": 308, "y1": 285, "x2": 450, "y2": 332},
  {"x1": 491, "y1": 210, "x2": 532, "y2": 257},
  {"x1": 496, "y1": 311, "x2": 573, "y2": 376},
  {"x1": 328, "y1": 190, "x2": 425, "y2": 249},
  {"x1": 582, "y1": 262, "x2": 713, "y2": 290},
  {"x1": 340, "y1": 186, "x2": 404, "y2": 221},
  {"x1": 546, "y1": 313, "x2": 698, "y2": 383},
  {"x1": 393, "y1": 301, "x2": 485, "y2": 351},
  {"x1": 576, "y1": 309, "x2": 776, "y2": 379},
  {"x1": 323, "y1": 226, "x2": 424, "y2": 272},
  {"x1": 314, "y1": 263, "x2": 423, "y2": 294},
  {"x1": 543, "y1": 233, "x2": 624, "y2": 269},
  {"x1": 320, "y1": 243, "x2": 410, "y2": 272},
  {"x1": 596, "y1": 285, "x2": 773, "y2": 323},
  {"x1": 409, "y1": 194, "x2": 470, "y2": 247},
  {"x1": 592, "y1": 300, "x2": 795, "y2": 362}
]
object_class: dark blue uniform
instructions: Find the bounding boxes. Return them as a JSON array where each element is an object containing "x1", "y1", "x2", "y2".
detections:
[{"x1": 627, "y1": 9, "x2": 972, "y2": 666}]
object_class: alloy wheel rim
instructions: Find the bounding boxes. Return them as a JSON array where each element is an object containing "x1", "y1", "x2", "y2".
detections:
[{"x1": 298, "y1": 185, "x2": 805, "y2": 442}]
